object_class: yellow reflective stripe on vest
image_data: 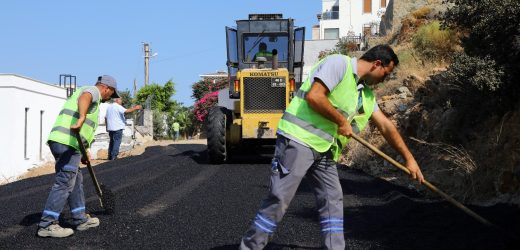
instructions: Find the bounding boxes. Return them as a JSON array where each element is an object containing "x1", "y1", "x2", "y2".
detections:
[{"x1": 59, "y1": 109, "x2": 96, "y2": 128}]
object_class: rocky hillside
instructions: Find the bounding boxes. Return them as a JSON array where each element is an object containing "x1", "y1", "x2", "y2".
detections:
[{"x1": 344, "y1": 0, "x2": 520, "y2": 206}]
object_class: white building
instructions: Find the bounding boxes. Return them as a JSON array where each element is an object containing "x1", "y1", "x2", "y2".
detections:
[
  {"x1": 315, "y1": 0, "x2": 388, "y2": 40},
  {"x1": 0, "y1": 74, "x2": 143, "y2": 184},
  {"x1": 302, "y1": 39, "x2": 339, "y2": 81},
  {"x1": 302, "y1": 0, "x2": 388, "y2": 79},
  {"x1": 199, "y1": 70, "x2": 228, "y2": 83},
  {"x1": 0, "y1": 74, "x2": 67, "y2": 183}
]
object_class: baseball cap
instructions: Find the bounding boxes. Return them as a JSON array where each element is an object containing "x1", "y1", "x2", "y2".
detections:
[{"x1": 97, "y1": 75, "x2": 120, "y2": 98}]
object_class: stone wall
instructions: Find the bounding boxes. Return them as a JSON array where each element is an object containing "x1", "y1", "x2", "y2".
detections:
[
  {"x1": 137, "y1": 109, "x2": 154, "y2": 138},
  {"x1": 90, "y1": 118, "x2": 152, "y2": 160}
]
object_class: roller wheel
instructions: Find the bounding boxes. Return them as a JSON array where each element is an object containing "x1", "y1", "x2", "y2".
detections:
[{"x1": 206, "y1": 106, "x2": 228, "y2": 164}]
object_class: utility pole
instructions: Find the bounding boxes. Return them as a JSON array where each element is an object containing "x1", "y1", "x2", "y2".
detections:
[
  {"x1": 133, "y1": 78, "x2": 137, "y2": 96},
  {"x1": 144, "y1": 43, "x2": 150, "y2": 86}
]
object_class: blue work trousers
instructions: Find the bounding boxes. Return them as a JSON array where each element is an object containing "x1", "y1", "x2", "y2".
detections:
[
  {"x1": 108, "y1": 129, "x2": 123, "y2": 160},
  {"x1": 39, "y1": 142, "x2": 88, "y2": 228}
]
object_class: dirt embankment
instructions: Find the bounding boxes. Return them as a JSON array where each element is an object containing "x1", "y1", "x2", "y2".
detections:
[{"x1": 343, "y1": 0, "x2": 520, "y2": 206}]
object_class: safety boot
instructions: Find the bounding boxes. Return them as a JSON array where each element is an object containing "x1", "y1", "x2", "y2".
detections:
[
  {"x1": 76, "y1": 214, "x2": 100, "y2": 231},
  {"x1": 37, "y1": 224, "x2": 74, "y2": 238}
]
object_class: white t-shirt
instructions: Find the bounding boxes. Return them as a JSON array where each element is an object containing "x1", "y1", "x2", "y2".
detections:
[{"x1": 105, "y1": 103, "x2": 127, "y2": 131}]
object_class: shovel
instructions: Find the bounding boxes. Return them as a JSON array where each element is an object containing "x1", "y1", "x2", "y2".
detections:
[
  {"x1": 350, "y1": 133, "x2": 495, "y2": 227},
  {"x1": 74, "y1": 132, "x2": 115, "y2": 214}
]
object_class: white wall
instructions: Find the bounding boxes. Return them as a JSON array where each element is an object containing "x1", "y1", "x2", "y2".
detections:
[
  {"x1": 302, "y1": 39, "x2": 339, "y2": 81},
  {"x1": 321, "y1": 19, "x2": 342, "y2": 39},
  {"x1": 350, "y1": 0, "x2": 386, "y2": 36},
  {"x1": 0, "y1": 74, "x2": 67, "y2": 183}
]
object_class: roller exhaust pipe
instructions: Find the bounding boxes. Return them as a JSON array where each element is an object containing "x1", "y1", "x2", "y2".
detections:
[{"x1": 272, "y1": 49, "x2": 278, "y2": 70}]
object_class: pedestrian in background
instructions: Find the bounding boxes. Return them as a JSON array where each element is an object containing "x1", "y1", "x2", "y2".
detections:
[
  {"x1": 105, "y1": 98, "x2": 141, "y2": 160},
  {"x1": 240, "y1": 45, "x2": 424, "y2": 250},
  {"x1": 172, "y1": 121, "x2": 180, "y2": 141},
  {"x1": 38, "y1": 75, "x2": 119, "y2": 238}
]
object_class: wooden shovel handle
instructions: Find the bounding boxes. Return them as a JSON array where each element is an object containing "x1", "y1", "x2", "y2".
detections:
[
  {"x1": 350, "y1": 133, "x2": 494, "y2": 227},
  {"x1": 74, "y1": 132, "x2": 104, "y2": 201}
]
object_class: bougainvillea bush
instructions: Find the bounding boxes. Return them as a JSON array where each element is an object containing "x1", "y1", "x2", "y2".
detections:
[
  {"x1": 191, "y1": 79, "x2": 227, "y2": 123},
  {"x1": 191, "y1": 79, "x2": 228, "y2": 100},
  {"x1": 193, "y1": 91, "x2": 218, "y2": 122}
]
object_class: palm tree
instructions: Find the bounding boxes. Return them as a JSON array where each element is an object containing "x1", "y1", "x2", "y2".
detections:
[{"x1": 174, "y1": 108, "x2": 193, "y2": 140}]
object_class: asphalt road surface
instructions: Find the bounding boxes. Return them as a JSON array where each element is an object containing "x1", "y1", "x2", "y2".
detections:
[{"x1": 1, "y1": 143, "x2": 519, "y2": 249}]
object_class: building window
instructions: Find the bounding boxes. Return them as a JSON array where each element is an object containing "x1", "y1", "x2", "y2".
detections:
[
  {"x1": 322, "y1": 6, "x2": 339, "y2": 20},
  {"x1": 364, "y1": 0, "x2": 372, "y2": 13},
  {"x1": 324, "y1": 28, "x2": 339, "y2": 39},
  {"x1": 381, "y1": 0, "x2": 386, "y2": 8},
  {"x1": 331, "y1": 5, "x2": 339, "y2": 19}
]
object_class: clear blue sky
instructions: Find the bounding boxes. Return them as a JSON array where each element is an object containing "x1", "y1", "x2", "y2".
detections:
[{"x1": 0, "y1": 1, "x2": 321, "y2": 106}]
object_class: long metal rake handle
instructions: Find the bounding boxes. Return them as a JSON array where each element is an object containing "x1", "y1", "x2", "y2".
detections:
[{"x1": 350, "y1": 133, "x2": 495, "y2": 227}]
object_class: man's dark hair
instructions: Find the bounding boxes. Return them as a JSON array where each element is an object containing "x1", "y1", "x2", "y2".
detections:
[
  {"x1": 259, "y1": 42, "x2": 267, "y2": 51},
  {"x1": 360, "y1": 44, "x2": 399, "y2": 67}
]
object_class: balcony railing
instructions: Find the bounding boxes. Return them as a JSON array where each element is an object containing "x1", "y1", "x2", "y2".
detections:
[{"x1": 321, "y1": 11, "x2": 339, "y2": 20}]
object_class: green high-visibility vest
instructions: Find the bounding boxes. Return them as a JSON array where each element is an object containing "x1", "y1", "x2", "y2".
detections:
[
  {"x1": 255, "y1": 51, "x2": 273, "y2": 59},
  {"x1": 277, "y1": 55, "x2": 376, "y2": 161},
  {"x1": 47, "y1": 86, "x2": 100, "y2": 151}
]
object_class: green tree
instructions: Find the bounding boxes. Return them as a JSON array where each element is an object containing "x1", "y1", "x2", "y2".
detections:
[
  {"x1": 443, "y1": 0, "x2": 520, "y2": 116},
  {"x1": 191, "y1": 80, "x2": 212, "y2": 101},
  {"x1": 172, "y1": 107, "x2": 193, "y2": 139},
  {"x1": 118, "y1": 89, "x2": 133, "y2": 108},
  {"x1": 153, "y1": 109, "x2": 166, "y2": 140},
  {"x1": 134, "y1": 80, "x2": 179, "y2": 140},
  {"x1": 191, "y1": 79, "x2": 227, "y2": 100},
  {"x1": 443, "y1": 0, "x2": 520, "y2": 66},
  {"x1": 135, "y1": 80, "x2": 177, "y2": 112}
]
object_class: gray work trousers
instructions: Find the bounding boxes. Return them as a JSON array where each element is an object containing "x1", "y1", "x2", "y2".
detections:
[{"x1": 240, "y1": 135, "x2": 345, "y2": 250}]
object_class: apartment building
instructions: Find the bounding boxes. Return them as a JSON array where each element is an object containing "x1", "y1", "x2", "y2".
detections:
[{"x1": 314, "y1": 0, "x2": 388, "y2": 40}]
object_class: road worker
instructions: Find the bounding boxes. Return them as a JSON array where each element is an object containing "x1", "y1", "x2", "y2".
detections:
[
  {"x1": 253, "y1": 42, "x2": 273, "y2": 62},
  {"x1": 37, "y1": 75, "x2": 119, "y2": 237},
  {"x1": 240, "y1": 45, "x2": 424, "y2": 249}
]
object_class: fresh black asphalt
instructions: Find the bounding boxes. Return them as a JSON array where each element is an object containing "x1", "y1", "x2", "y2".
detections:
[{"x1": 1, "y1": 143, "x2": 519, "y2": 249}]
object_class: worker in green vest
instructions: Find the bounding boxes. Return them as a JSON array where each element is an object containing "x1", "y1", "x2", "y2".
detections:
[
  {"x1": 240, "y1": 45, "x2": 425, "y2": 250},
  {"x1": 37, "y1": 75, "x2": 119, "y2": 238},
  {"x1": 253, "y1": 42, "x2": 273, "y2": 62},
  {"x1": 172, "y1": 121, "x2": 180, "y2": 141}
]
